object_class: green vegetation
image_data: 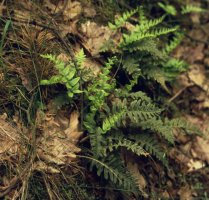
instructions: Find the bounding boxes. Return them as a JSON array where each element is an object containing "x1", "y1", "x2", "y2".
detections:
[{"x1": 0, "y1": 0, "x2": 208, "y2": 199}]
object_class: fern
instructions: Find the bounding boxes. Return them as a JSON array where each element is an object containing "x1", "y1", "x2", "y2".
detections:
[
  {"x1": 181, "y1": 5, "x2": 206, "y2": 14},
  {"x1": 132, "y1": 134, "x2": 168, "y2": 167},
  {"x1": 163, "y1": 58, "x2": 187, "y2": 80},
  {"x1": 158, "y1": 2, "x2": 177, "y2": 16},
  {"x1": 105, "y1": 134, "x2": 148, "y2": 157},
  {"x1": 108, "y1": 8, "x2": 139, "y2": 30},
  {"x1": 40, "y1": 51, "x2": 84, "y2": 98},
  {"x1": 136, "y1": 15, "x2": 165, "y2": 32},
  {"x1": 139, "y1": 118, "x2": 175, "y2": 144},
  {"x1": 163, "y1": 32, "x2": 184, "y2": 54},
  {"x1": 85, "y1": 57, "x2": 116, "y2": 112},
  {"x1": 120, "y1": 27, "x2": 177, "y2": 48},
  {"x1": 88, "y1": 155, "x2": 139, "y2": 193}
]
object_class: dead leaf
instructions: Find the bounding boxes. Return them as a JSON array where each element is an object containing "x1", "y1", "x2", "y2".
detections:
[
  {"x1": 188, "y1": 64, "x2": 206, "y2": 87},
  {"x1": 37, "y1": 110, "x2": 82, "y2": 166},
  {"x1": 187, "y1": 159, "x2": 205, "y2": 172},
  {"x1": 178, "y1": 185, "x2": 194, "y2": 200},
  {"x1": 83, "y1": 5, "x2": 96, "y2": 18},
  {"x1": 81, "y1": 21, "x2": 112, "y2": 56},
  {"x1": 0, "y1": 114, "x2": 19, "y2": 155},
  {"x1": 61, "y1": 1, "x2": 82, "y2": 20},
  {"x1": 173, "y1": 44, "x2": 204, "y2": 64},
  {"x1": 44, "y1": 0, "x2": 82, "y2": 21},
  {"x1": 192, "y1": 136, "x2": 209, "y2": 164},
  {"x1": 33, "y1": 161, "x2": 60, "y2": 173}
]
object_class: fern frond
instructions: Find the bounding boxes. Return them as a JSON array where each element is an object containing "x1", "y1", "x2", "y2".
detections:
[
  {"x1": 181, "y1": 5, "x2": 205, "y2": 14},
  {"x1": 75, "y1": 48, "x2": 86, "y2": 68},
  {"x1": 40, "y1": 53, "x2": 83, "y2": 97},
  {"x1": 108, "y1": 8, "x2": 139, "y2": 30},
  {"x1": 136, "y1": 15, "x2": 165, "y2": 32},
  {"x1": 131, "y1": 134, "x2": 168, "y2": 167},
  {"x1": 158, "y1": 2, "x2": 177, "y2": 16},
  {"x1": 102, "y1": 111, "x2": 125, "y2": 133},
  {"x1": 121, "y1": 27, "x2": 177, "y2": 47},
  {"x1": 90, "y1": 131, "x2": 105, "y2": 157},
  {"x1": 124, "y1": 91, "x2": 152, "y2": 102},
  {"x1": 164, "y1": 118, "x2": 201, "y2": 135},
  {"x1": 163, "y1": 32, "x2": 184, "y2": 54},
  {"x1": 163, "y1": 58, "x2": 187, "y2": 79},
  {"x1": 139, "y1": 118, "x2": 175, "y2": 144},
  {"x1": 128, "y1": 99, "x2": 162, "y2": 122},
  {"x1": 88, "y1": 155, "x2": 139, "y2": 193},
  {"x1": 138, "y1": 6, "x2": 146, "y2": 23},
  {"x1": 122, "y1": 57, "x2": 140, "y2": 75},
  {"x1": 107, "y1": 138, "x2": 148, "y2": 157},
  {"x1": 110, "y1": 95, "x2": 162, "y2": 126},
  {"x1": 124, "y1": 39, "x2": 165, "y2": 59}
]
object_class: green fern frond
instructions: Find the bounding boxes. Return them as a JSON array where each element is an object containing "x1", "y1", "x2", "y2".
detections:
[
  {"x1": 144, "y1": 67, "x2": 169, "y2": 92},
  {"x1": 129, "y1": 134, "x2": 168, "y2": 166},
  {"x1": 124, "y1": 91, "x2": 152, "y2": 102},
  {"x1": 124, "y1": 39, "x2": 165, "y2": 59},
  {"x1": 102, "y1": 111, "x2": 125, "y2": 133},
  {"x1": 128, "y1": 99, "x2": 162, "y2": 122},
  {"x1": 121, "y1": 27, "x2": 177, "y2": 47},
  {"x1": 163, "y1": 32, "x2": 184, "y2": 54},
  {"x1": 90, "y1": 131, "x2": 104, "y2": 157},
  {"x1": 88, "y1": 155, "x2": 139, "y2": 193},
  {"x1": 139, "y1": 118, "x2": 175, "y2": 144},
  {"x1": 107, "y1": 137, "x2": 148, "y2": 157},
  {"x1": 122, "y1": 57, "x2": 141, "y2": 75},
  {"x1": 136, "y1": 15, "x2": 165, "y2": 32},
  {"x1": 108, "y1": 8, "x2": 139, "y2": 30},
  {"x1": 134, "y1": 134, "x2": 168, "y2": 167},
  {"x1": 164, "y1": 118, "x2": 201, "y2": 135},
  {"x1": 110, "y1": 95, "x2": 162, "y2": 126},
  {"x1": 181, "y1": 5, "x2": 205, "y2": 14},
  {"x1": 75, "y1": 49, "x2": 86, "y2": 68},
  {"x1": 158, "y1": 2, "x2": 177, "y2": 16},
  {"x1": 163, "y1": 58, "x2": 187, "y2": 79},
  {"x1": 40, "y1": 54, "x2": 82, "y2": 98}
]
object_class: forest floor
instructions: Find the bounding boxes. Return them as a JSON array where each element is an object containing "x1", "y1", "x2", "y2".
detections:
[{"x1": 0, "y1": 0, "x2": 209, "y2": 199}]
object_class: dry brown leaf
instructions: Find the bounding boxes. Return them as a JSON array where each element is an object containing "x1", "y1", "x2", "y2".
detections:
[
  {"x1": 173, "y1": 44, "x2": 204, "y2": 64},
  {"x1": 188, "y1": 64, "x2": 206, "y2": 87},
  {"x1": 37, "y1": 110, "x2": 82, "y2": 166},
  {"x1": 44, "y1": 0, "x2": 81, "y2": 21},
  {"x1": 81, "y1": 21, "x2": 112, "y2": 56},
  {"x1": 0, "y1": 114, "x2": 19, "y2": 156},
  {"x1": 192, "y1": 136, "x2": 209, "y2": 164},
  {"x1": 83, "y1": 5, "x2": 96, "y2": 18},
  {"x1": 33, "y1": 161, "x2": 60, "y2": 173},
  {"x1": 187, "y1": 159, "x2": 205, "y2": 172},
  {"x1": 178, "y1": 185, "x2": 194, "y2": 200},
  {"x1": 204, "y1": 57, "x2": 209, "y2": 67},
  {"x1": 61, "y1": 1, "x2": 82, "y2": 21}
]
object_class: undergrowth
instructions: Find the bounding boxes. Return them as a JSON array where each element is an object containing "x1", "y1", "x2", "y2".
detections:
[
  {"x1": 39, "y1": 6, "x2": 199, "y2": 199},
  {"x1": 0, "y1": 0, "x2": 206, "y2": 199}
]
